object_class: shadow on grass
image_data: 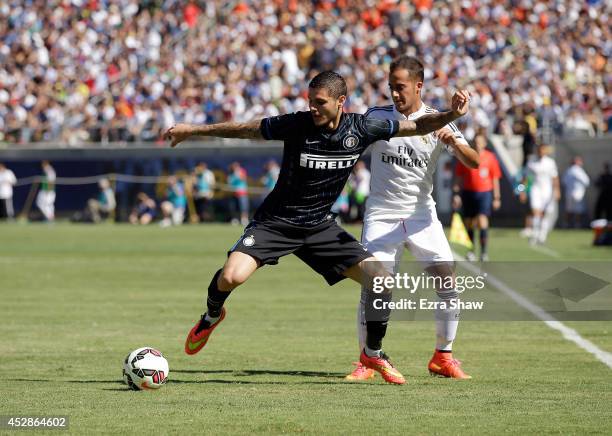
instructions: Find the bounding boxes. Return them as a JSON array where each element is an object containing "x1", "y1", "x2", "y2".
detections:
[
  {"x1": 169, "y1": 378, "x2": 353, "y2": 386},
  {"x1": 7, "y1": 378, "x2": 124, "y2": 384},
  {"x1": 8, "y1": 376, "x2": 360, "y2": 387},
  {"x1": 172, "y1": 369, "x2": 346, "y2": 378},
  {"x1": 8, "y1": 367, "x2": 369, "y2": 388}
]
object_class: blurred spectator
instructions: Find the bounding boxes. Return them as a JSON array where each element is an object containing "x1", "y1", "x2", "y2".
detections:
[
  {"x1": 256, "y1": 159, "x2": 280, "y2": 209},
  {"x1": 129, "y1": 192, "x2": 156, "y2": 225},
  {"x1": 228, "y1": 162, "x2": 249, "y2": 225},
  {"x1": 0, "y1": 1, "x2": 609, "y2": 144},
  {"x1": 566, "y1": 110, "x2": 596, "y2": 137},
  {"x1": 594, "y1": 163, "x2": 612, "y2": 220},
  {"x1": 192, "y1": 162, "x2": 216, "y2": 222},
  {"x1": 35, "y1": 161, "x2": 55, "y2": 222},
  {"x1": 562, "y1": 156, "x2": 590, "y2": 228},
  {"x1": 261, "y1": 159, "x2": 280, "y2": 195},
  {"x1": 160, "y1": 175, "x2": 186, "y2": 227},
  {"x1": 350, "y1": 161, "x2": 371, "y2": 222},
  {"x1": 517, "y1": 118, "x2": 536, "y2": 167},
  {"x1": 331, "y1": 182, "x2": 351, "y2": 223},
  {"x1": 0, "y1": 163, "x2": 16, "y2": 220},
  {"x1": 87, "y1": 178, "x2": 116, "y2": 223}
]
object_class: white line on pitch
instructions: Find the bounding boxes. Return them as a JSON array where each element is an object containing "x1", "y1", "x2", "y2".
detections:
[
  {"x1": 529, "y1": 244, "x2": 562, "y2": 258},
  {"x1": 453, "y1": 251, "x2": 612, "y2": 369}
]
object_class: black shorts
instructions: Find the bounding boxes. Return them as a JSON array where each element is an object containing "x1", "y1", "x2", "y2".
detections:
[
  {"x1": 229, "y1": 218, "x2": 373, "y2": 285},
  {"x1": 461, "y1": 190, "x2": 493, "y2": 218}
]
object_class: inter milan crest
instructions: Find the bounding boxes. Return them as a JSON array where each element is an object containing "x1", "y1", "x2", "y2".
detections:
[{"x1": 343, "y1": 134, "x2": 359, "y2": 150}]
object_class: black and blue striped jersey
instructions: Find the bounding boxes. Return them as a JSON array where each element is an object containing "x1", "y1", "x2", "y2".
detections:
[{"x1": 256, "y1": 111, "x2": 399, "y2": 226}]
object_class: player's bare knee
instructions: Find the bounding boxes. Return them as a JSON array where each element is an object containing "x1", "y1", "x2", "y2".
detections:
[{"x1": 219, "y1": 267, "x2": 247, "y2": 289}]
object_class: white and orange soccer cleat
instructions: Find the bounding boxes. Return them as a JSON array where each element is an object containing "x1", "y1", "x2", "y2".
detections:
[
  {"x1": 360, "y1": 350, "x2": 406, "y2": 385},
  {"x1": 345, "y1": 362, "x2": 376, "y2": 381},
  {"x1": 428, "y1": 350, "x2": 472, "y2": 379}
]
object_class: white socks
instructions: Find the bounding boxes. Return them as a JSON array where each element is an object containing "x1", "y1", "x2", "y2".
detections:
[
  {"x1": 357, "y1": 288, "x2": 368, "y2": 351},
  {"x1": 435, "y1": 289, "x2": 459, "y2": 351},
  {"x1": 358, "y1": 287, "x2": 460, "y2": 353},
  {"x1": 204, "y1": 312, "x2": 220, "y2": 325},
  {"x1": 364, "y1": 346, "x2": 382, "y2": 357}
]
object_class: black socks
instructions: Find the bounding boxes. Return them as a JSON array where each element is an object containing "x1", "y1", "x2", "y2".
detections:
[
  {"x1": 365, "y1": 291, "x2": 392, "y2": 351},
  {"x1": 480, "y1": 228, "x2": 488, "y2": 254},
  {"x1": 206, "y1": 269, "x2": 231, "y2": 318}
]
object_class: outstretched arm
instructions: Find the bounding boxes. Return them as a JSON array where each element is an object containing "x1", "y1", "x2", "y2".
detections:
[
  {"x1": 163, "y1": 119, "x2": 264, "y2": 148},
  {"x1": 395, "y1": 90, "x2": 470, "y2": 137}
]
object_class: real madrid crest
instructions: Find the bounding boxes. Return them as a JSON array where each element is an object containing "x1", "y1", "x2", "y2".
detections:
[
  {"x1": 243, "y1": 235, "x2": 255, "y2": 247},
  {"x1": 343, "y1": 134, "x2": 359, "y2": 150}
]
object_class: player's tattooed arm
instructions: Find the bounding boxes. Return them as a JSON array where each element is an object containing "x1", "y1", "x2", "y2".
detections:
[
  {"x1": 163, "y1": 119, "x2": 263, "y2": 147},
  {"x1": 395, "y1": 90, "x2": 471, "y2": 137}
]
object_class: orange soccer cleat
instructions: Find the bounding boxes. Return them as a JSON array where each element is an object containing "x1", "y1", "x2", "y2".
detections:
[
  {"x1": 345, "y1": 362, "x2": 376, "y2": 381},
  {"x1": 359, "y1": 350, "x2": 406, "y2": 385},
  {"x1": 428, "y1": 350, "x2": 472, "y2": 379},
  {"x1": 184, "y1": 308, "x2": 226, "y2": 355}
]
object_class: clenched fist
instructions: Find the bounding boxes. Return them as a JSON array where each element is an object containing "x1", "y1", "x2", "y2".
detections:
[
  {"x1": 451, "y1": 90, "x2": 470, "y2": 117},
  {"x1": 163, "y1": 124, "x2": 195, "y2": 148}
]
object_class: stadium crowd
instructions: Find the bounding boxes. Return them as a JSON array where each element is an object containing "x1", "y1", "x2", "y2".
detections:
[{"x1": 0, "y1": 0, "x2": 609, "y2": 144}]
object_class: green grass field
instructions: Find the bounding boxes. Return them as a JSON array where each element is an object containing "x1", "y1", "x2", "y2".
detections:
[{"x1": 1, "y1": 224, "x2": 611, "y2": 434}]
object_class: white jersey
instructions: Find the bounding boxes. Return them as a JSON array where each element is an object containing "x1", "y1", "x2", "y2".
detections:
[
  {"x1": 0, "y1": 168, "x2": 17, "y2": 199},
  {"x1": 364, "y1": 103, "x2": 467, "y2": 221},
  {"x1": 527, "y1": 155, "x2": 558, "y2": 197}
]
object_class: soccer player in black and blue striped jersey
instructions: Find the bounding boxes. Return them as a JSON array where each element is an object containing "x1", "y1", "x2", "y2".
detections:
[{"x1": 164, "y1": 71, "x2": 470, "y2": 384}]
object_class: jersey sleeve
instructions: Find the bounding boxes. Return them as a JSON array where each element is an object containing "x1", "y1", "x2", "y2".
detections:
[
  {"x1": 362, "y1": 116, "x2": 399, "y2": 143},
  {"x1": 260, "y1": 113, "x2": 303, "y2": 141},
  {"x1": 440, "y1": 122, "x2": 468, "y2": 154}
]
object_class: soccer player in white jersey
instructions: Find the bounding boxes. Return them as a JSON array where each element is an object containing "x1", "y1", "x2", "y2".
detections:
[
  {"x1": 346, "y1": 56, "x2": 480, "y2": 381},
  {"x1": 523, "y1": 144, "x2": 560, "y2": 244}
]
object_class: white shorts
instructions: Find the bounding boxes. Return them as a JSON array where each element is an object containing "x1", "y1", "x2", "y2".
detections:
[
  {"x1": 362, "y1": 215, "x2": 454, "y2": 271},
  {"x1": 529, "y1": 187, "x2": 553, "y2": 212}
]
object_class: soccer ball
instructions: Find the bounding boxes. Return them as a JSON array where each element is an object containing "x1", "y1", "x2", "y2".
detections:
[{"x1": 122, "y1": 347, "x2": 169, "y2": 391}]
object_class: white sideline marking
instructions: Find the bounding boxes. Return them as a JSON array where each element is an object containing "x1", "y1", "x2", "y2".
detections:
[
  {"x1": 529, "y1": 244, "x2": 561, "y2": 258},
  {"x1": 453, "y1": 252, "x2": 612, "y2": 369}
]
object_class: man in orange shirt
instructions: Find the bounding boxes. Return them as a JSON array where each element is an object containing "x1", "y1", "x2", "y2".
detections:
[{"x1": 453, "y1": 134, "x2": 502, "y2": 261}]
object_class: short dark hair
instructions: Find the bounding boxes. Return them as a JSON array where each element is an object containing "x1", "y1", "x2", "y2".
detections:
[
  {"x1": 389, "y1": 56, "x2": 424, "y2": 82},
  {"x1": 308, "y1": 71, "x2": 347, "y2": 99}
]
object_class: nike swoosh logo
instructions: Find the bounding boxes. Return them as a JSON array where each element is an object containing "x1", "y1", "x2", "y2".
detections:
[
  {"x1": 305, "y1": 139, "x2": 320, "y2": 144},
  {"x1": 187, "y1": 336, "x2": 207, "y2": 351},
  {"x1": 370, "y1": 363, "x2": 397, "y2": 375},
  {"x1": 379, "y1": 366, "x2": 399, "y2": 376}
]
